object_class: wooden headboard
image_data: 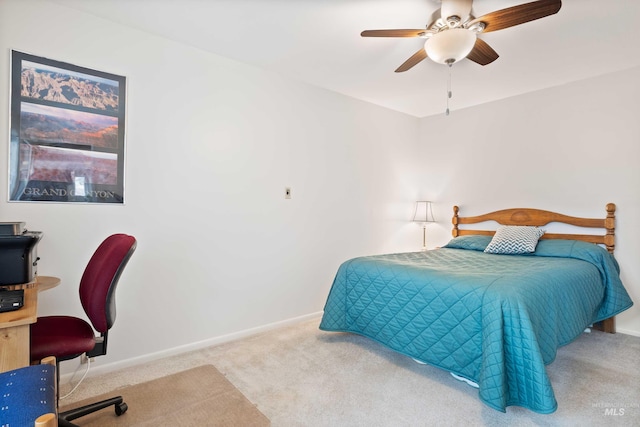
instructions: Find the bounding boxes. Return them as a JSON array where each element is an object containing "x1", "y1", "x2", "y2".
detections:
[
  {"x1": 452, "y1": 203, "x2": 616, "y2": 254},
  {"x1": 451, "y1": 203, "x2": 617, "y2": 333}
]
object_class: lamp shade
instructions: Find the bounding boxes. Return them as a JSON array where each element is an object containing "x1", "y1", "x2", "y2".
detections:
[
  {"x1": 424, "y1": 29, "x2": 476, "y2": 64},
  {"x1": 412, "y1": 201, "x2": 436, "y2": 223}
]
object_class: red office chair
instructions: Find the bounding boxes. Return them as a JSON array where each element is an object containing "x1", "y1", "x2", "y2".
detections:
[{"x1": 30, "y1": 233, "x2": 137, "y2": 427}]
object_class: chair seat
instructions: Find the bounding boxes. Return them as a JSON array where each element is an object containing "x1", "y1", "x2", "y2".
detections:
[{"x1": 30, "y1": 315, "x2": 96, "y2": 361}]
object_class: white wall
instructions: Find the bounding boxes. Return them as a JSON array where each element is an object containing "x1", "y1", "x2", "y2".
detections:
[
  {"x1": 417, "y1": 67, "x2": 640, "y2": 335},
  {"x1": 0, "y1": 0, "x2": 422, "y2": 374}
]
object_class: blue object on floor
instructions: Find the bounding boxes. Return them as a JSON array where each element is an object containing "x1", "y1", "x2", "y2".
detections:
[{"x1": 0, "y1": 364, "x2": 56, "y2": 426}]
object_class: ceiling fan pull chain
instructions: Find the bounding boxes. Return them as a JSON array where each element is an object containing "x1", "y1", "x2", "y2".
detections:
[{"x1": 446, "y1": 61, "x2": 453, "y2": 116}]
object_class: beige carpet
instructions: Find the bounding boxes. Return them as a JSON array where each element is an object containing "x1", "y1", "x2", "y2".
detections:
[
  {"x1": 60, "y1": 319, "x2": 640, "y2": 426},
  {"x1": 59, "y1": 365, "x2": 270, "y2": 426}
]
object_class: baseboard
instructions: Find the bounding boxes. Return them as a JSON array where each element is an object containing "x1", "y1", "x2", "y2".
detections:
[
  {"x1": 60, "y1": 311, "x2": 323, "y2": 382},
  {"x1": 616, "y1": 327, "x2": 640, "y2": 337}
]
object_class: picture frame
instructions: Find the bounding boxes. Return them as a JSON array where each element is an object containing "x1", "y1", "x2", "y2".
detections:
[{"x1": 8, "y1": 50, "x2": 126, "y2": 204}]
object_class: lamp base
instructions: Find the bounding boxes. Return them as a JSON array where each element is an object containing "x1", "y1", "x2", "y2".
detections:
[{"x1": 421, "y1": 225, "x2": 427, "y2": 251}]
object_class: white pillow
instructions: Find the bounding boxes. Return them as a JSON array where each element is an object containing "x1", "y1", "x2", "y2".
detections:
[{"x1": 484, "y1": 226, "x2": 545, "y2": 254}]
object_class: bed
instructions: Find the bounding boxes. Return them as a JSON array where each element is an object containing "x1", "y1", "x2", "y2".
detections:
[{"x1": 319, "y1": 204, "x2": 633, "y2": 414}]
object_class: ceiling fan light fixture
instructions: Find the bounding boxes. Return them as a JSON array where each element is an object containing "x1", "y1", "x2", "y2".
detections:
[{"x1": 424, "y1": 28, "x2": 476, "y2": 65}]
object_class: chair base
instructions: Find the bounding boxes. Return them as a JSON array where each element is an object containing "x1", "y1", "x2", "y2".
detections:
[{"x1": 59, "y1": 395, "x2": 128, "y2": 426}]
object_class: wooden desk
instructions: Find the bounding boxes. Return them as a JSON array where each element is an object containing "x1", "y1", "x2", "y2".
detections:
[{"x1": 0, "y1": 276, "x2": 59, "y2": 372}]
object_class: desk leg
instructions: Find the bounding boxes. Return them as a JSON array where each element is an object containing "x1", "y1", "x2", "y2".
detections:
[{"x1": 0, "y1": 325, "x2": 30, "y2": 371}]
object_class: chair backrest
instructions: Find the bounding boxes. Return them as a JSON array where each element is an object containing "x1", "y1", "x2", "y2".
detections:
[{"x1": 79, "y1": 234, "x2": 137, "y2": 333}]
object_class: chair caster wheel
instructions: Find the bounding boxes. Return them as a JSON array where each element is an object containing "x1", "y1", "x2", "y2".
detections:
[{"x1": 115, "y1": 402, "x2": 128, "y2": 416}]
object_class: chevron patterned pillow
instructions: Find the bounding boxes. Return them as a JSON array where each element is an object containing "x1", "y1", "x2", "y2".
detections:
[{"x1": 484, "y1": 226, "x2": 545, "y2": 254}]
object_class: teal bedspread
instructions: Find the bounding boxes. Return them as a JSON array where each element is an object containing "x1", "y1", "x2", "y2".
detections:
[{"x1": 319, "y1": 238, "x2": 633, "y2": 413}]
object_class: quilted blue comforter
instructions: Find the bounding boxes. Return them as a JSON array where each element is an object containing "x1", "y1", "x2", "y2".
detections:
[{"x1": 319, "y1": 237, "x2": 633, "y2": 413}]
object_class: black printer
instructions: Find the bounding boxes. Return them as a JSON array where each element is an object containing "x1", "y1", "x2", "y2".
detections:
[{"x1": 0, "y1": 222, "x2": 42, "y2": 286}]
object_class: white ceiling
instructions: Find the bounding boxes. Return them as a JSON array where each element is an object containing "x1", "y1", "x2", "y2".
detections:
[{"x1": 50, "y1": 0, "x2": 640, "y2": 118}]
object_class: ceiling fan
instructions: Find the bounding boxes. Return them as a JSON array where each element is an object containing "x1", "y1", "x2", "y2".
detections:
[{"x1": 361, "y1": 0, "x2": 562, "y2": 72}]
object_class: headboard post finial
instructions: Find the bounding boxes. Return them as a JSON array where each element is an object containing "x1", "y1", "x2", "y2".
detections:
[
  {"x1": 606, "y1": 203, "x2": 616, "y2": 216},
  {"x1": 452, "y1": 206, "x2": 460, "y2": 237},
  {"x1": 605, "y1": 203, "x2": 616, "y2": 254}
]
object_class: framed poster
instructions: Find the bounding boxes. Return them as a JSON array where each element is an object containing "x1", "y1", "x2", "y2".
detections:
[{"x1": 8, "y1": 50, "x2": 126, "y2": 203}]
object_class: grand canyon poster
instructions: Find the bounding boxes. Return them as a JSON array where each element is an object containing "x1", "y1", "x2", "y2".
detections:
[{"x1": 9, "y1": 51, "x2": 126, "y2": 203}]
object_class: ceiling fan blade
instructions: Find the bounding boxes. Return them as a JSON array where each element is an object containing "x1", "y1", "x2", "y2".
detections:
[
  {"x1": 361, "y1": 29, "x2": 426, "y2": 38},
  {"x1": 466, "y1": 38, "x2": 499, "y2": 65},
  {"x1": 467, "y1": 0, "x2": 561, "y2": 33},
  {"x1": 395, "y1": 49, "x2": 428, "y2": 73}
]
